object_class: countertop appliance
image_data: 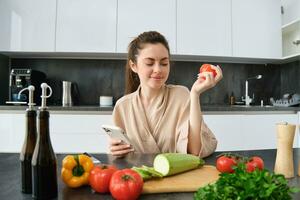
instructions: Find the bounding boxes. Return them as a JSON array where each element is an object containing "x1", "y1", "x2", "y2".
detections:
[{"x1": 7, "y1": 69, "x2": 46, "y2": 105}]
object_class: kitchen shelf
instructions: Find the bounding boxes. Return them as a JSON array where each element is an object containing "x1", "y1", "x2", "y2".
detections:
[
  {"x1": 282, "y1": 18, "x2": 300, "y2": 59},
  {"x1": 282, "y1": 18, "x2": 300, "y2": 34},
  {"x1": 282, "y1": 53, "x2": 300, "y2": 63}
]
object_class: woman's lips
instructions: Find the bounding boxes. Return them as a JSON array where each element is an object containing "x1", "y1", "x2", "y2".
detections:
[{"x1": 151, "y1": 76, "x2": 163, "y2": 80}]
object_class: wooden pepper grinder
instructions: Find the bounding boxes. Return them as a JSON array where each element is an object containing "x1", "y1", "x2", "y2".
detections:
[{"x1": 274, "y1": 122, "x2": 296, "y2": 178}]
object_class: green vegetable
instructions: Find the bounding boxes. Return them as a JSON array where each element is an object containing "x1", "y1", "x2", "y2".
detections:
[
  {"x1": 131, "y1": 167, "x2": 152, "y2": 181},
  {"x1": 141, "y1": 165, "x2": 163, "y2": 178},
  {"x1": 132, "y1": 165, "x2": 163, "y2": 181},
  {"x1": 194, "y1": 164, "x2": 300, "y2": 200},
  {"x1": 153, "y1": 153, "x2": 204, "y2": 176}
]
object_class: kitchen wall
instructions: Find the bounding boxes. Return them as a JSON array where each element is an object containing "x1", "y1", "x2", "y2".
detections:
[
  {"x1": 9, "y1": 58, "x2": 284, "y2": 106},
  {"x1": 281, "y1": 60, "x2": 300, "y2": 95},
  {"x1": 0, "y1": 55, "x2": 9, "y2": 104}
]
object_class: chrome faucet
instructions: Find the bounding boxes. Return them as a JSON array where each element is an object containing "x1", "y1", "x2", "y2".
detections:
[{"x1": 243, "y1": 75, "x2": 262, "y2": 106}]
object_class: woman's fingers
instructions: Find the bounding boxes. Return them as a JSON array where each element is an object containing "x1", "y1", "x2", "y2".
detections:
[
  {"x1": 111, "y1": 148, "x2": 134, "y2": 157},
  {"x1": 110, "y1": 143, "x2": 131, "y2": 152},
  {"x1": 109, "y1": 138, "x2": 122, "y2": 146},
  {"x1": 109, "y1": 138, "x2": 134, "y2": 157},
  {"x1": 212, "y1": 65, "x2": 223, "y2": 82}
]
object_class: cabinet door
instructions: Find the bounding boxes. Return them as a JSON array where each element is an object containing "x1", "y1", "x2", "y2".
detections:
[
  {"x1": 281, "y1": 0, "x2": 300, "y2": 25},
  {"x1": 117, "y1": 0, "x2": 176, "y2": 53},
  {"x1": 50, "y1": 114, "x2": 113, "y2": 153},
  {"x1": 0, "y1": 114, "x2": 14, "y2": 152},
  {"x1": 242, "y1": 114, "x2": 299, "y2": 150},
  {"x1": 232, "y1": 0, "x2": 282, "y2": 58},
  {"x1": 56, "y1": 0, "x2": 117, "y2": 52},
  {"x1": 0, "y1": 113, "x2": 25, "y2": 153},
  {"x1": 177, "y1": 0, "x2": 232, "y2": 56},
  {"x1": 203, "y1": 115, "x2": 244, "y2": 151},
  {"x1": 0, "y1": 0, "x2": 56, "y2": 51}
]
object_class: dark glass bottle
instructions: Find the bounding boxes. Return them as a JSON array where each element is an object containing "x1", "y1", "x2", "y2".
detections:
[
  {"x1": 31, "y1": 109, "x2": 58, "y2": 199},
  {"x1": 20, "y1": 109, "x2": 37, "y2": 194}
]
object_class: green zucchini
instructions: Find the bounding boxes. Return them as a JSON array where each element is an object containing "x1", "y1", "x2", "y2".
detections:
[
  {"x1": 142, "y1": 165, "x2": 163, "y2": 178},
  {"x1": 153, "y1": 153, "x2": 205, "y2": 176},
  {"x1": 131, "y1": 167, "x2": 152, "y2": 180}
]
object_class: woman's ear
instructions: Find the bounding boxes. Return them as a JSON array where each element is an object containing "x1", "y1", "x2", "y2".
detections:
[{"x1": 129, "y1": 60, "x2": 137, "y2": 73}]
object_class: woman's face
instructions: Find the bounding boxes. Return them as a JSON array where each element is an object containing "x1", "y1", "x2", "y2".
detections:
[{"x1": 131, "y1": 43, "x2": 170, "y2": 90}]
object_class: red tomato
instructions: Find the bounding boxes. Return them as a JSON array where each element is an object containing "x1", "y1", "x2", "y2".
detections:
[
  {"x1": 216, "y1": 156, "x2": 237, "y2": 173},
  {"x1": 246, "y1": 162, "x2": 256, "y2": 172},
  {"x1": 199, "y1": 64, "x2": 217, "y2": 79},
  {"x1": 89, "y1": 164, "x2": 118, "y2": 193},
  {"x1": 109, "y1": 169, "x2": 143, "y2": 200},
  {"x1": 246, "y1": 156, "x2": 264, "y2": 172}
]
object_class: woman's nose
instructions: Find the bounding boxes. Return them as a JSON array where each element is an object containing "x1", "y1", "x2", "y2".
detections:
[{"x1": 153, "y1": 64, "x2": 162, "y2": 72}]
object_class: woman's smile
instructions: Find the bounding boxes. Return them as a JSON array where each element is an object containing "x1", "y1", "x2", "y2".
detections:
[{"x1": 151, "y1": 76, "x2": 163, "y2": 80}]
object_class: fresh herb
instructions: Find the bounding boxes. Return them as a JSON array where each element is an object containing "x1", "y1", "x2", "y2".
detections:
[{"x1": 194, "y1": 164, "x2": 300, "y2": 200}]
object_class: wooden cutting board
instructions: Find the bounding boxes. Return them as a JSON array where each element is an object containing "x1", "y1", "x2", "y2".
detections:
[{"x1": 142, "y1": 165, "x2": 220, "y2": 194}]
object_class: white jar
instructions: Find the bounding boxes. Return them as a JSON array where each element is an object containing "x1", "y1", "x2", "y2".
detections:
[{"x1": 99, "y1": 96, "x2": 113, "y2": 107}]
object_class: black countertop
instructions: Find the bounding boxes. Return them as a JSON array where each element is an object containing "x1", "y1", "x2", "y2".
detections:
[
  {"x1": 0, "y1": 105, "x2": 299, "y2": 114},
  {"x1": 1, "y1": 149, "x2": 300, "y2": 199}
]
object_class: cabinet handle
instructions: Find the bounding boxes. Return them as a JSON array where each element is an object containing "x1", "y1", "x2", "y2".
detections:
[{"x1": 292, "y1": 39, "x2": 300, "y2": 46}]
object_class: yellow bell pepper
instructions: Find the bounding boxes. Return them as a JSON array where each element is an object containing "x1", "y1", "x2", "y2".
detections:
[{"x1": 61, "y1": 154, "x2": 94, "y2": 188}]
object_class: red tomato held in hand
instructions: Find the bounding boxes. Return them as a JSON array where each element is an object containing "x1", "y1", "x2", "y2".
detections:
[
  {"x1": 109, "y1": 169, "x2": 143, "y2": 200},
  {"x1": 246, "y1": 156, "x2": 264, "y2": 172},
  {"x1": 89, "y1": 164, "x2": 118, "y2": 193},
  {"x1": 199, "y1": 64, "x2": 217, "y2": 79},
  {"x1": 216, "y1": 156, "x2": 237, "y2": 173}
]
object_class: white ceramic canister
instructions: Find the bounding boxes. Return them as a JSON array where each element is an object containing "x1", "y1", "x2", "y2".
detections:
[{"x1": 99, "y1": 96, "x2": 113, "y2": 107}]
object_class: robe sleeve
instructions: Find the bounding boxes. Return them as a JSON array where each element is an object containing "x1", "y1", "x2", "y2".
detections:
[{"x1": 175, "y1": 99, "x2": 218, "y2": 158}]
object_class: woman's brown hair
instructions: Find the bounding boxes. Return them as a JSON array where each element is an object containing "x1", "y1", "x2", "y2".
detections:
[{"x1": 125, "y1": 31, "x2": 170, "y2": 94}]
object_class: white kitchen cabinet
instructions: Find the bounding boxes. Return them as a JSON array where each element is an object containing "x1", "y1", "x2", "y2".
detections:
[
  {"x1": 0, "y1": 113, "x2": 25, "y2": 152},
  {"x1": 232, "y1": 0, "x2": 282, "y2": 59},
  {"x1": 50, "y1": 114, "x2": 113, "y2": 153},
  {"x1": 56, "y1": 0, "x2": 117, "y2": 52},
  {"x1": 117, "y1": 0, "x2": 176, "y2": 53},
  {"x1": 0, "y1": 113, "x2": 113, "y2": 153},
  {"x1": 177, "y1": 0, "x2": 232, "y2": 57},
  {"x1": 203, "y1": 115, "x2": 243, "y2": 151},
  {"x1": 281, "y1": 0, "x2": 300, "y2": 58},
  {"x1": 0, "y1": 0, "x2": 56, "y2": 51},
  {"x1": 242, "y1": 114, "x2": 299, "y2": 150},
  {"x1": 281, "y1": 0, "x2": 300, "y2": 26},
  {"x1": 282, "y1": 21, "x2": 300, "y2": 57},
  {"x1": 203, "y1": 113, "x2": 299, "y2": 151}
]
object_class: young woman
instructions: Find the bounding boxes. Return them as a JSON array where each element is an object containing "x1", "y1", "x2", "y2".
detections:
[{"x1": 110, "y1": 31, "x2": 222, "y2": 158}]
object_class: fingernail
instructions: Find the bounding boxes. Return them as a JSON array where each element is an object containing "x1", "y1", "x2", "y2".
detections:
[{"x1": 126, "y1": 144, "x2": 130, "y2": 147}]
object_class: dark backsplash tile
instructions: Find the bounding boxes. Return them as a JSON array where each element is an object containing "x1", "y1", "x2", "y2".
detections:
[
  {"x1": 7, "y1": 58, "x2": 299, "y2": 106},
  {"x1": 280, "y1": 60, "x2": 300, "y2": 96}
]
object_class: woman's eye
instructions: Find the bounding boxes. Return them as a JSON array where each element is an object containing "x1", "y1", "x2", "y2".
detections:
[
  {"x1": 146, "y1": 63, "x2": 153, "y2": 66},
  {"x1": 161, "y1": 63, "x2": 168, "y2": 66}
]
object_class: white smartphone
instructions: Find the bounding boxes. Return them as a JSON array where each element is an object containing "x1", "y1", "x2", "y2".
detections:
[{"x1": 101, "y1": 125, "x2": 131, "y2": 145}]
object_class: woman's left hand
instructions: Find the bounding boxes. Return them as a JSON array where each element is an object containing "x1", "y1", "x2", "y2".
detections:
[{"x1": 191, "y1": 65, "x2": 223, "y2": 95}]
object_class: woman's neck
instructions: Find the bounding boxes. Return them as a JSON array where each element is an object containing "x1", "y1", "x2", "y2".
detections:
[{"x1": 140, "y1": 85, "x2": 165, "y2": 108}]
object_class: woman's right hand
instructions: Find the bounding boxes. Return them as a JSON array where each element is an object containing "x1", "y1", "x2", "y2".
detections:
[{"x1": 109, "y1": 138, "x2": 134, "y2": 158}]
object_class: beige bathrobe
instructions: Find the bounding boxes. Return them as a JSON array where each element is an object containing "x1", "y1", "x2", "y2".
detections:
[{"x1": 112, "y1": 84, "x2": 217, "y2": 158}]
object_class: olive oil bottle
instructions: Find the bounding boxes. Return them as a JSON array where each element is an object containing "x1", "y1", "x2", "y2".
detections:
[
  {"x1": 19, "y1": 86, "x2": 37, "y2": 194},
  {"x1": 32, "y1": 83, "x2": 58, "y2": 199}
]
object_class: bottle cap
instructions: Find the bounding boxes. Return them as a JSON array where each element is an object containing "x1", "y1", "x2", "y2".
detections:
[
  {"x1": 18, "y1": 85, "x2": 36, "y2": 110},
  {"x1": 40, "y1": 83, "x2": 52, "y2": 110}
]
